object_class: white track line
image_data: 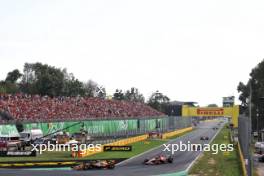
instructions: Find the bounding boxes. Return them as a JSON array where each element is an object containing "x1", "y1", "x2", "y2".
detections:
[
  {"x1": 185, "y1": 122, "x2": 225, "y2": 172},
  {"x1": 116, "y1": 129, "x2": 195, "y2": 166},
  {"x1": 116, "y1": 142, "x2": 162, "y2": 166}
]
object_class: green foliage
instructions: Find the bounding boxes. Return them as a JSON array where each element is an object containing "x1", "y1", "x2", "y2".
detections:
[
  {"x1": 0, "y1": 83, "x2": 7, "y2": 93},
  {"x1": 189, "y1": 127, "x2": 242, "y2": 176},
  {"x1": 0, "y1": 81, "x2": 19, "y2": 94},
  {"x1": 237, "y1": 59, "x2": 264, "y2": 130},
  {"x1": 5, "y1": 69, "x2": 22, "y2": 83},
  {"x1": 238, "y1": 59, "x2": 264, "y2": 105},
  {"x1": 21, "y1": 63, "x2": 65, "y2": 96},
  {"x1": 147, "y1": 91, "x2": 170, "y2": 113},
  {"x1": 113, "y1": 89, "x2": 125, "y2": 100},
  {"x1": 0, "y1": 62, "x2": 102, "y2": 98},
  {"x1": 83, "y1": 80, "x2": 97, "y2": 97},
  {"x1": 124, "y1": 87, "x2": 145, "y2": 103},
  {"x1": 113, "y1": 87, "x2": 145, "y2": 102},
  {"x1": 0, "y1": 62, "x2": 169, "y2": 115},
  {"x1": 237, "y1": 81, "x2": 249, "y2": 107}
]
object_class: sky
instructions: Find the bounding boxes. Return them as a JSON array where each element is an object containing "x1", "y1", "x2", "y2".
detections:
[{"x1": 0, "y1": 0, "x2": 264, "y2": 106}]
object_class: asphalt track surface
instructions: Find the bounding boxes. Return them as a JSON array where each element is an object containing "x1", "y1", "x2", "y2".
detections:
[{"x1": 0, "y1": 121, "x2": 224, "y2": 176}]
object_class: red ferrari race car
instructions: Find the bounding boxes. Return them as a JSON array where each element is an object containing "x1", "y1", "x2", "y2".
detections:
[
  {"x1": 143, "y1": 155, "x2": 173, "y2": 165},
  {"x1": 71, "y1": 160, "x2": 115, "y2": 170}
]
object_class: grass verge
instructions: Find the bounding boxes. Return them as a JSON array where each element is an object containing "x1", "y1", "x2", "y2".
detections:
[
  {"x1": 0, "y1": 128, "x2": 194, "y2": 162},
  {"x1": 189, "y1": 127, "x2": 242, "y2": 176}
]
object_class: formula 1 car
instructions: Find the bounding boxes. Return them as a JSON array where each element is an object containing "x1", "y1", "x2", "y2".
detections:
[
  {"x1": 71, "y1": 160, "x2": 115, "y2": 170},
  {"x1": 200, "y1": 136, "x2": 209, "y2": 140},
  {"x1": 143, "y1": 155, "x2": 173, "y2": 165},
  {"x1": 212, "y1": 127, "x2": 218, "y2": 130}
]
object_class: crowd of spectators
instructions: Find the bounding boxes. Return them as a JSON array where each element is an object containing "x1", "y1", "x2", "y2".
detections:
[{"x1": 0, "y1": 94, "x2": 164, "y2": 122}]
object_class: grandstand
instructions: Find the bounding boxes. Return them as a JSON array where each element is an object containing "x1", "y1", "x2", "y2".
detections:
[{"x1": 0, "y1": 94, "x2": 164, "y2": 123}]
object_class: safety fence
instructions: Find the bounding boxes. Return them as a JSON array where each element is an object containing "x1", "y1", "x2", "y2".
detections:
[
  {"x1": 237, "y1": 141, "x2": 248, "y2": 176},
  {"x1": 0, "y1": 116, "x2": 191, "y2": 138},
  {"x1": 0, "y1": 124, "x2": 19, "y2": 137},
  {"x1": 238, "y1": 115, "x2": 251, "y2": 176}
]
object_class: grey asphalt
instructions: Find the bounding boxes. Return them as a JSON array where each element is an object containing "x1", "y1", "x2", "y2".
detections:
[{"x1": 0, "y1": 120, "x2": 224, "y2": 176}]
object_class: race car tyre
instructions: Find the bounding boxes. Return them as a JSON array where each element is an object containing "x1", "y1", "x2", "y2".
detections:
[
  {"x1": 144, "y1": 159, "x2": 149, "y2": 164},
  {"x1": 108, "y1": 164, "x2": 115, "y2": 169},
  {"x1": 168, "y1": 157, "x2": 173, "y2": 163}
]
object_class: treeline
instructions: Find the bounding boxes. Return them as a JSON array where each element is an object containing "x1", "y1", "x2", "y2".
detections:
[
  {"x1": 237, "y1": 59, "x2": 264, "y2": 131},
  {"x1": 0, "y1": 62, "x2": 170, "y2": 113}
]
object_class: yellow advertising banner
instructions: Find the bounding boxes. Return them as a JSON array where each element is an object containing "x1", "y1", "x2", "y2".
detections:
[{"x1": 182, "y1": 105, "x2": 239, "y2": 127}]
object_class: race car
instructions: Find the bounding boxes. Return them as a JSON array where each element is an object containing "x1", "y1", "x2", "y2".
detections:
[
  {"x1": 143, "y1": 155, "x2": 173, "y2": 165},
  {"x1": 200, "y1": 136, "x2": 209, "y2": 140},
  {"x1": 71, "y1": 160, "x2": 115, "y2": 170},
  {"x1": 212, "y1": 127, "x2": 218, "y2": 130}
]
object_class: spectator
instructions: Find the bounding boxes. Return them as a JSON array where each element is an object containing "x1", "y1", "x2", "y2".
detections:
[{"x1": 0, "y1": 94, "x2": 164, "y2": 122}]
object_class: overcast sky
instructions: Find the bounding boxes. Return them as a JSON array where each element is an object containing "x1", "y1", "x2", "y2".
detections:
[{"x1": 0, "y1": 0, "x2": 264, "y2": 106}]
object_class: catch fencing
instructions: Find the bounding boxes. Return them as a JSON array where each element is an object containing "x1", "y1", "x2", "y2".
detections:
[
  {"x1": 24, "y1": 116, "x2": 192, "y2": 137},
  {"x1": 238, "y1": 115, "x2": 251, "y2": 176},
  {"x1": 0, "y1": 116, "x2": 192, "y2": 139}
]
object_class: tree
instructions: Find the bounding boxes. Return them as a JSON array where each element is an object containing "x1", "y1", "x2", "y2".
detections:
[
  {"x1": 84, "y1": 80, "x2": 98, "y2": 97},
  {"x1": 63, "y1": 78, "x2": 85, "y2": 97},
  {"x1": 21, "y1": 63, "x2": 67, "y2": 96},
  {"x1": 5, "y1": 69, "x2": 22, "y2": 83},
  {"x1": 237, "y1": 82, "x2": 249, "y2": 107},
  {"x1": 237, "y1": 59, "x2": 264, "y2": 130},
  {"x1": 113, "y1": 89, "x2": 125, "y2": 100},
  {"x1": 124, "y1": 87, "x2": 145, "y2": 103},
  {"x1": 2, "y1": 62, "x2": 101, "y2": 97},
  {"x1": 147, "y1": 91, "x2": 170, "y2": 113},
  {"x1": 62, "y1": 69, "x2": 86, "y2": 96},
  {"x1": 0, "y1": 84, "x2": 6, "y2": 93}
]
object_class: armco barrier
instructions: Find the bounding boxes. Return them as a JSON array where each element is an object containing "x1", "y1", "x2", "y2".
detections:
[
  {"x1": 76, "y1": 134, "x2": 148, "y2": 157},
  {"x1": 162, "y1": 127, "x2": 193, "y2": 139},
  {"x1": 238, "y1": 141, "x2": 248, "y2": 176}
]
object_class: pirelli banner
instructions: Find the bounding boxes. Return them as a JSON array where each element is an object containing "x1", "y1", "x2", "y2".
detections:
[{"x1": 182, "y1": 105, "x2": 239, "y2": 127}]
